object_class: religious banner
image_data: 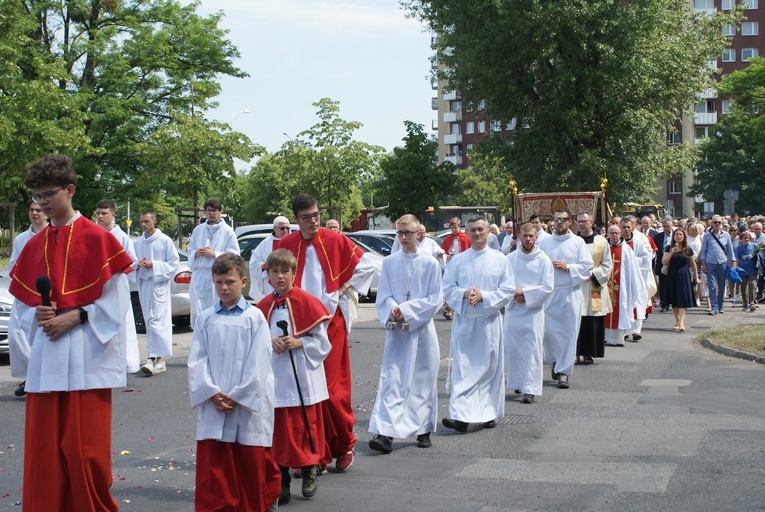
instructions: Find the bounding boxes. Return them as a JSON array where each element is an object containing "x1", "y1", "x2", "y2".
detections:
[{"x1": 515, "y1": 192, "x2": 602, "y2": 223}]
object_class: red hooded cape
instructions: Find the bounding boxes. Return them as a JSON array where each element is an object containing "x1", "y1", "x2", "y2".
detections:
[{"x1": 256, "y1": 286, "x2": 332, "y2": 337}]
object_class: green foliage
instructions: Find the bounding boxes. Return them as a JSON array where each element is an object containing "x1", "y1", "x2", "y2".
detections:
[
  {"x1": 692, "y1": 57, "x2": 765, "y2": 214},
  {"x1": 242, "y1": 99, "x2": 382, "y2": 228},
  {"x1": 404, "y1": 0, "x2": 740, "y2": 206},
  {"x1": 0, "y1": 0, "x2": 249, "y2": 221},
  {"x1": 374, "y1": 121, "x2": 456, "y2": 220}
]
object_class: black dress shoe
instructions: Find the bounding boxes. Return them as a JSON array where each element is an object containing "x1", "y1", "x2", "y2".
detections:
[
  {"x1": 416, "y1": 432, "x2": 432, "y2": 448},
  {"x1": 368, "y1": 434, "x2": 393, "y2": 453},
  {"x1": 522, "y1": 394, "x2": 534, "y2": 403},
  {"x1": 483, "y1": 419, "x2": 497, "y2": 429},
  {"x1": 14, "y1": 381, "x2": 26, "y2": 397},
  {"x1": 551, "y1": 365, "x2": 560, "y2": 381},
  {"x1": 278, "y1": 485, "x2": 291, "y2": 505},
  {"x1": 442, "y1": 418, "x2": 468, "y2": 433},
  {"x1": 514, "y1": 389, "x2": 522, "y2": 394}
]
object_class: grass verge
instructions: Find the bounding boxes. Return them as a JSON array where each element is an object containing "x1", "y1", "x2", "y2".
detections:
[{"x1": 697, "y1": 324, "x2": 765, "y2": 359}]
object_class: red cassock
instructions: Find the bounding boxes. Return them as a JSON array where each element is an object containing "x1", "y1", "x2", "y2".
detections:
[
  {"x1": 257, "y1": 287, "x2": 333, "y2": 468},
  {"x1": 9, "y1": 216, "x2": 133, "y2": 512},
  {"x1": 275, "y1": 228, "x2": 364, "y2": 457}
]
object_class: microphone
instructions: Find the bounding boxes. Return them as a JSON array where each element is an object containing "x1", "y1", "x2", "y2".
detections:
[{"x1": 36, "y1": 276, "x2": 52, "y2": 307}]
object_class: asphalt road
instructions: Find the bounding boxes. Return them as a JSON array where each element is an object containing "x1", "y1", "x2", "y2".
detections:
[{"x1": 0, "y1": 300, "x2": 764, "y2": 512}]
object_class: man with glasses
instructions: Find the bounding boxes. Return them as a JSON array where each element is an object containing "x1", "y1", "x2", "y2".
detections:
[
  {"x1": 538, "y1": 209, "x2": 593, "y2": 389},
  {"x1": 249, "y1": 215, "x2": 291, "y2": 302},
  {"x1": 188, "y1": 199, "x2": 239, "y2": 327},
  {"x1": 441, "y1": 216, "x2": 514, "y2": 432},
  {"x1": 653, "y1": 217, "x2": 675, "y2": 312},
  {"x1": 698, "y1": 215, "x2": 737, "y2": 315},
  {"x1": 276, "y1": 194, "x2": 375, "y2": 473},
  {"x1": 7, "y1": 199, "x2": 49, "y2": 397},
  {"x1": 368, "y1": 214, "x2": 443, "y2": 453},
  {"x1": 8, "y1": 153, "x2": 134, "y2": 511}
]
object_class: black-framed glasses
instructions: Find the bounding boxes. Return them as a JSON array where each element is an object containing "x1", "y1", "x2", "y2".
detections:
[
  {"x1": 397, "y1": 230, "x2": 417, "y2": 237},
  {"x1": 299, "y1": 212, "x2": 321, "y2": 222},
  {"x1": 31, "y1": 186, "x2": 66, "y2": 203}
]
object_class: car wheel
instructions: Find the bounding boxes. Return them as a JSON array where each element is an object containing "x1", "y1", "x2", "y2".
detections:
[
  {"x1": 173, "y1": 316, "x2": 191, "y2": 328},
  {"x1": 131, "y1": 292, "x2": 146, "y2": 334}
]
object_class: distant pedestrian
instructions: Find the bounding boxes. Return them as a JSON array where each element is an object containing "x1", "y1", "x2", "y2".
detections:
[{"x1": 249, "y1": 215, "x2": 291, "y2": 302}]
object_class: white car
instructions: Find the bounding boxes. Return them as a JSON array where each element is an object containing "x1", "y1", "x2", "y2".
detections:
[
  {"x1": 235, "y1": 224, "x2": 299, "y2": 238},
  {"x1": 0, "y1": 274, "x2": 12, "y2": 354}
]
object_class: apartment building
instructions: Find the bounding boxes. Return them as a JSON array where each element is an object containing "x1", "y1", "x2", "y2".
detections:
[{"x1": 432, "y1": 0, "x2": 762, "y2": 217}]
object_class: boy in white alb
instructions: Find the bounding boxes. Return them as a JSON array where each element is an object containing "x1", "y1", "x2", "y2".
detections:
[{"x1": 188, "y1": 253, "x2": 280, "y2": 512}]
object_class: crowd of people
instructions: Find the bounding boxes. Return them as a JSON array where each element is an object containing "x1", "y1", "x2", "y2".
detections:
[{"x1": 5, "y1": 153, "x2": 764, "y2": 512}]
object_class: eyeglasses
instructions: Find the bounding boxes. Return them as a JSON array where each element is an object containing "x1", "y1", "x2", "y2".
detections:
[
  {"x1": 553, "y1": 217, "x2": 570, "y2": 222},
  {"x1": 713, "y1": 221, "x2": 722, "y2": 224},
  {"x1": 299, "y1": 212, "x2": 321, "y2": 222},
  {"x1": 205, "y1": 209, "x2": 220, "y2": 214},
  {"x1": 397, "y1": 230, "x2": 417, "y2": 237},
  {"x1": 31, "y1": 186, "x2": 66, "y2": 203},
  {"x1": 277, "y1": 226, "x2": 290, "y2": 231}
]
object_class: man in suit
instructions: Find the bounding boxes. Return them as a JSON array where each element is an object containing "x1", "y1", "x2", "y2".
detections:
[
  {"x1": 652, "y1": 217, "x2": 674, "y2": 311},
  {"x1": 641, "y1": 216, "x2": 658, "y2": 238}
]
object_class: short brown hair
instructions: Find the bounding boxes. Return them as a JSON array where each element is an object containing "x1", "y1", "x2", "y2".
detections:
[
  {"x1": 448, "y1": 217, "x2": 461, "y2": 227},
  {"x1": 212, "y1": 253, "x2": 247, "y2": 278},
  {"x1": 24, "y1": 154, "x2": 77, "y2": 189},
  {"x1": 519, "y1": 222, "x2": 536, "y2": 234},
  {"x1": 266, "y1": 248, "x2": 297, "y2": 273},
  {"x1": 96, "y1": 200, "x2": 116, "y2": 213}
]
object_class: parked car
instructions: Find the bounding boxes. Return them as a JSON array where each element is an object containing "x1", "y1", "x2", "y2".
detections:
[
  {"x1": 235, "y1": 223, "x2": 298, "y2": 239},
  {"x1": 346, "y1": 231, "x2": 396, "y2": 257},
  {"x1": 347, "y1": 237, "x2": 382, "y2": 300},
  {"x1": 0, "y1": 274, "x2": 12, "y2": 354},
  {"x1": 237, "y1": 233, "x2": 270, "y2": 299},
  {"x1": 129, "y1": 246, "x2": 191, "y2": 331}
]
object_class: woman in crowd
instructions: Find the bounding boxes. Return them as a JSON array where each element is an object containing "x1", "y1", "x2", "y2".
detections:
[{"x1": 662, "y1": 228, "x2": 698, "y2": 332}]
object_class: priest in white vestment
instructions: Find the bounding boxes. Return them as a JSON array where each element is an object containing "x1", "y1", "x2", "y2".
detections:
[
  {"x1": 96, "y1": 199, "x2": 141, "y2": 374},
  {"x1": 188, "y1": 199, "x2": 240, "y2": 327},
  {"x1": 538, "y1": 210, "x2": 594, "y2": 389},
  {"x1": 604, "y1": 225, "x2": 645, "y2": 346},
  {"x1": 133, "y1": 210, "x2": 180, "y2": 375},
  {"x1": 248, "y1": 215, "x2": 291, "y2": 302},
  {"x1": 442, "y1": 217, "x2": 514, "y2": 432},
  {"x1": 369, "y1": 215, "x2": 443, "y2": 452},
  {"x1": 504, "y1": 223, "x2": 554, "y2": 403},
  {"x1": 621, "y1": 218, "x2": 652, "y2": 340}
]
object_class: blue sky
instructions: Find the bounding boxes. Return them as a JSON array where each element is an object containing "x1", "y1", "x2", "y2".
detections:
[{"x1": 191, "y1": 0, "x2": 435, "y2": 165}]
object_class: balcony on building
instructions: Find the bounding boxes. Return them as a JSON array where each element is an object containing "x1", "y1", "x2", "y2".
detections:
[
  {"x1": 443, "y1": 111, "x2": 463, "y2": 123},
  {"x1": 694, "y1": 112, "x2": 718, "y2": 125},
  {"x1": 444, "y1": 133, "x2": 462, "y2": 144},
  {"x1": 432, "y1": 119, "x2": 438, "y2": 131},
  {"x1": 445, "y1": 154, "x2": 461, "y2": 165},
  {"x1": 432, "y1": 97, "x2": 438, "y2": 110},
  {"x1": 443, "y1": 90, "x2": 462, "y2": 101}
]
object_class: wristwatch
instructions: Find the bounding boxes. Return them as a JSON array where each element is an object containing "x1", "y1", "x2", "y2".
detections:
[{"x1": 78, "y1": 307, "x2": 88, "y2": 324}]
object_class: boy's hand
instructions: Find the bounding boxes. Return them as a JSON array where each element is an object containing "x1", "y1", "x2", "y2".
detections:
[
  {"x1": 211, "y1": 391, "x2": 235, "y2": 413},
  {"x1": 272, "y1": 336, "x2": 303, "y2": 354}
]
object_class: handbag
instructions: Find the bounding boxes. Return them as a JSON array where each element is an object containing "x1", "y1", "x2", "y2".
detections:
[{"x1": 727, "y1": 266, "x2": 742, "y2": 284}]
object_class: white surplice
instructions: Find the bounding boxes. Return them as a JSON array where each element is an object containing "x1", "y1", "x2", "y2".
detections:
[
  {"x1": 7, "y1": 226, "x2": 37, "y2": 271},
  {"x1": 110, "y1": 224, "x2": 140, "y2": 373},
  {"x1": 625, "y1": 234, "x2": 651, "y2": 335},
  {"x1": 538, "y1": 232, "x2": 594, "y2": 378},
  {"x1": 188, "y1": 304, "x2": 274, "y2": 446},
  {"x1": 133, "y1": 229, "x2": 179, "y2": 358},
  {"x1": 187, "y1": 220, "x2": 239, "y2": 327},
  {"x1": 443, "y1": 247, "x2": 514, "y2": 423},
  {"x1": 605, "y1": 241, "x2": 645, "y2": 344},
  {"x1": 269, "y1": 308, "x2": 331, "y2": 408},
  {"x1": 580, "y1": 234, "x2": 613, "y2": 316},
  {"x1": 369, "y1": 251, "x2": 443, "y2": 438},
  {"x1": 9, "y1": 273, "x2": 131, "y2": 391},
  {"x1": 504, "y1": 246, "x2": 554, "y2": 396},
  {"x1": 248, "y1": 234, "x2": 277, "y2": 302}
]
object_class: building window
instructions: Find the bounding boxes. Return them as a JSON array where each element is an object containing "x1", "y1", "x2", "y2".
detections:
[
  {"x1": 465, "y1": 101, "x2": 474, "y2": 112},
  {"x1": 477, "y1": 99, "x2": 486, "y2": 111},
  {"x1": 722, "y1": 23, "x2": 736, "y2": 36},
  {"x1": 450, "y1": 145, "x2": 461, "y2": 156},
  {"x1": 477, "y1": 121, "x2": 486, "y2": 133},
  {"x1": 742, "y1": 48, "x2": 759, "y2": 60},
  {"x1": 669, "y1": 181, "x2": 681, "y2": 195},
  {"x1": 695, "y1": 0, "x2": 714, "y2": 8},
  {"x1": 450, "y1": 101, "x2": 462, "y2": 112},
  {"x1": 722, "y1": 48, "x2": 736, "y2": 62},
  {"x1": 745, "y1": 0, "x2": 758, "y2": 8},
  {"x1": 695, "y1": 100, "x2": 715, "y2": 113},
  {"x1": 450, "y1": 123, "x2": 461, "y2": 134},
  {"x1": 466, "y1": 122, "x2": 475, "y2": 134},
  {"x1": 695, "y1": 126, "x2": 713, "y2": 139},
  {"x1": 466, "y1": 143, "x2": 474, "y2": 154},
  {"x1": 722, "y1": 0, "x2": 734, "y2": 9},
  {"x1": 491, "y1": 121, "x2": 502, "y2": 132},
  {"x1": 667, "y1": 131, "x2": 681, "y2": 145},
  {"x1": 742, "y1": 22, "x2": 758, "y2": 35},
  {"x1": 722, "y1": 100, "x2": 733, "y2": 114}
]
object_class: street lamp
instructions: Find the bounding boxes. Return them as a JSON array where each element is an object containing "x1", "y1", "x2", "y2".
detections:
[
  {"x1": 282, "y1": 131, "x2": 293, "y2": 141},
  {"x1": 230, "y1": 109, "x2": 250, "y2": 128}
]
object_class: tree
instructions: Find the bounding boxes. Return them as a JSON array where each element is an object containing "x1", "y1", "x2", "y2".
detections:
[
  {"x1": 403, "y1": 0, "x2": 741, "y2": 206},
  {"x1": 375, "y1": 121, "x2": 456, "y2": 220},
  {"x1": 691, "y1": 57, "x2": 765, "y2": 215},
  {"x1": 0, "y1": 0, "x2": 250, "y2": 220}
]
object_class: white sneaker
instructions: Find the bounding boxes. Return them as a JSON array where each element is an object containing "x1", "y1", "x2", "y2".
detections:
[
  {"x1": 153, "y1": 359, "x2": 167, "y2": 374},
  {"x1": 141, "y1": 359, "x2": 155, "y2": 375}
]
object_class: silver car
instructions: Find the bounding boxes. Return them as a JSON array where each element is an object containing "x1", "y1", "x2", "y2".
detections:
[{"x1": 0, "y1": 274, "x2": 12, "y2": 354}]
